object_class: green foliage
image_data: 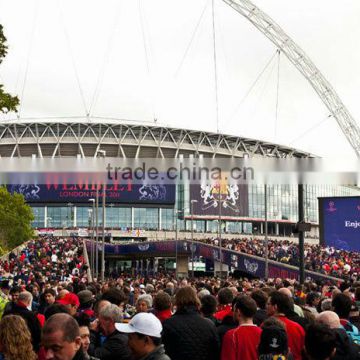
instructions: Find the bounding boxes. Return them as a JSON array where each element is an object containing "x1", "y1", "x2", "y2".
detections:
[
  {"x1": 0, "y1": 187, "x2": 34, "y2": 251},
  {"x1": 0, "y1": 24, "x2": 19, "y2": 113}
]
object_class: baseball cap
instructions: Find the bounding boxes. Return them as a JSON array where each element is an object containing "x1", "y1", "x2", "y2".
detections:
[
  {"x1": 258, "y1": 325, "x2": 288, "y2": 356},
  {"x1": 115, "y1": 312, "x2": 162, "y2": 338},
  {"x1": 77, "y1": 290, "x2": 93, "y2": 305},
  {"x1": 57, "y1": 293, "x2": 80, "y2": 307}
]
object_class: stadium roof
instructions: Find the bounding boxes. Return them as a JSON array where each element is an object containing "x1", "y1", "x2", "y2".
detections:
[{"x1": 0, "y1": 117, "x2": 313, "y2": 158}]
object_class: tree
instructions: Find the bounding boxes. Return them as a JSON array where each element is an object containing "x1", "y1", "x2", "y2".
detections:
[
  {"x1": 0, "y1": 187, "x2": 34, "y2": 251},
  {"x1": 0, "y1": 24, "x2": 19, "y2": 113}
]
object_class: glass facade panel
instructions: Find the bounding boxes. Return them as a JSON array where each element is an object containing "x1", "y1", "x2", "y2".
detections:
[
  {"x1": 161, "y1": 208, "x2": 175, "y2": 230},
  {"x1": 134, "y1": 208, "x2": 159, "y2": 230},
  {"x1": 106, "y1": 207, "x2": 132, "y2": 229},
  {"x1": 29, "y1": 184, "x2": 360, "y2": 231},
  {"x1": 31, "y1": 206, "x2": 45, "y2": 228},
  {"x1": 226, "y1": 222, "x2": 242, "y2": 234},
  {"x1": 76, "y1": 207, "x2": 92, "y2": 228},
  {"x1": 47, "y1": 206, "x2": 74, "y2": 228}
]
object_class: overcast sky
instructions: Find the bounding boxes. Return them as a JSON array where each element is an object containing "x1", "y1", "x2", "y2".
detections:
[{"x1": 0, "y1": 0, "x2": 359, "y2": 160}]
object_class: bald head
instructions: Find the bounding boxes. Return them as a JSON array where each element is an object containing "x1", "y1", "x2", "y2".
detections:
[
  {"x1": 317, "y1": 311, "x2": 341, "y2": 329},
  {"x1": 279, "y1": 287, "x2": 293, "y2": 298},
  {"x1": 43, "y1": 313, "x2": 80, "y2": 341}
]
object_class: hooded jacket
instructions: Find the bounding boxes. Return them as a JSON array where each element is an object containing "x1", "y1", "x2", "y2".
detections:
[{"x1": 333, "y1": 328, "x2": 360, "y2": 360}]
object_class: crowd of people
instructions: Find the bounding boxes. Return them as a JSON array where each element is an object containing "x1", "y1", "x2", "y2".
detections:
[
  {"x1": 0, "y1": 235, "x2": 359, "y2": 359},
  {"x1": 199, "y1": 237, "x2": 360, "y2": 280}
]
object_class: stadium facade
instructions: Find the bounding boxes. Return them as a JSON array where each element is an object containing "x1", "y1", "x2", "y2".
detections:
[{"x1": 1, "y1": 118, "x2": 359, "y2": 238}]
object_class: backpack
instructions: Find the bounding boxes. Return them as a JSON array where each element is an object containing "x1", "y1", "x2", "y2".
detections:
[{"x1": 345, "y1": 322, "x2": 360, "y2": 345}]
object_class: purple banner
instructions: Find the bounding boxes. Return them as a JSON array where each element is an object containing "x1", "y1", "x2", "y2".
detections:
[{"x1": 92, "y1": 240, "x2": 342, "y2": 283}]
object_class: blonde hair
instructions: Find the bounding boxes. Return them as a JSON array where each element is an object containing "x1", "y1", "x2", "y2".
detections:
[{"x1": 0, "y1": 315, "x2": 37, "y2": 360}]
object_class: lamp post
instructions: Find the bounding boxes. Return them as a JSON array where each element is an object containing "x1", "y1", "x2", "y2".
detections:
[
  {"x1": 67, "y1": 203, "x2": 73, "y2": 228},
  {"x1": 264, "y1": 185, "x2": 269, "y2": 279},
  {"x1": 101, "y1": 183, "x2": 106, "y2": 282},
  {"x1": 173, "y1": 207, "x2": 188, "y2": 279},
  {"x1": 218, "y1": 195, "x2": 222, "y2": 278},
  {"x1": 109, "y1": 203, "x2": 114, "y2": 231},
  {"x1": 173, "y1": 209, "x2": 178, "y2": 279},
  {"x1": 190, "y1": 200, "x2": 198, "y2": 278},
  {"x1": 213, "y1": 183, "x2": 224, "y2": 278},
  {"x1": 88, "y1": 198, "x2": 95, "y2": 279},
  {"x1": 173, "y1": 209, "x2": 183, "y2": 279},
  {"x1": 95, "y1": 188, "x2": 99, "y2": 280},
  {"x1": 95, "y1": 149, "x2": 107, "y2": 283}
]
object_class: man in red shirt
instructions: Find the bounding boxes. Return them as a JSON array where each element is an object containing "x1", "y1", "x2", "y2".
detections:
[
  {"x1": 266, "y1": 291, "x2": 305, "y2": 360},
  {"x1": 221, "y1": 295, "x2": 262, "y2": 360},
  {"x1": 215, "y1": 287, "x2": 234, "y2": 321}
]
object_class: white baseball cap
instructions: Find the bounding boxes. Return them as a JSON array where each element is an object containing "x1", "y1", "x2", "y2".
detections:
[{"x1": 115, "y1": 313, "x2": 162, "y2": 338}]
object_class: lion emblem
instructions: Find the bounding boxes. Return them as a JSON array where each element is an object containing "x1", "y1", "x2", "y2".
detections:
[
  {"x1": 10, "y1": 184, "x2": 41, "y2": 200},
  {"x1": 139, "y1": 185, "x2": 166, "y2": 201},
  {"x1": 200, "y1": 183, "x2": 239, "y2": 212},
  {"x1": 244, "y1": 259, "x2": 259, "y2": 274}
]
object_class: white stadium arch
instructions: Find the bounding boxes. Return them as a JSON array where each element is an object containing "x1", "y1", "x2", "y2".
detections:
[{"x1": 222, "y1": 0, "x2": 360, "y2": 157}]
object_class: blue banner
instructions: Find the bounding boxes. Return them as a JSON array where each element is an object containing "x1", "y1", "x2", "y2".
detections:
[
  {"x1": 319, "y1": 196, "x2": 360, "y2": 251},
  {"x1": 8, "y1": 183, "x2": 175, "y2": 204}
]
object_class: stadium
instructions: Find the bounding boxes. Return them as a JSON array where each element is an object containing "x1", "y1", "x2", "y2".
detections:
[
  {"x1": 1, "y1": 118, "x2": 359, "y2": 241},
  {"x1": 2, "y1": 3, "x2": 360, "y2": 358}
]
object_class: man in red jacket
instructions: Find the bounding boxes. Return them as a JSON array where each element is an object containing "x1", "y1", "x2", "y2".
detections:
[
  {"x1": 266, "y1": 291, "x2": 305, "y2": 360},
  {"x1": 221, "y1": 295, "x2": 262, "y2": 360}
]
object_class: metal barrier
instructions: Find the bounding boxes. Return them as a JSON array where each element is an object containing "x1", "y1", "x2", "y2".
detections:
[{"x1": 97, "y1": 239, "x2": 343, "y2": 283}]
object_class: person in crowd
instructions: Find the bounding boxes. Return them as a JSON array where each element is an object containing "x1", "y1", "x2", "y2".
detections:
[
  {"x1": 115, "y1": 312, "x2": 170, "y2": 360},
  {"x1": 59, "y1": 289, "x2": 70, "y2": 300},
  {"x1": 3, "y1": 285, "x2": 21, "y2": 314},
  {"x1": 162, "y1": 286, "x2": 220, "y2": 360},
  {"x1": 39, "y1": 288, "x2": 57, "y2": 314},
  {"x1": 153, "y1": 291, "x2": 172, "y2": 323},
  {"x1": 216, "y1": 288, "x2": 237, "y2": 342},
  {"x1": 42, "y1": 313, "x2": 84, "y2": 360},
  {"x1": 77, "y1": 290, "x2": 95, "y2": 320},
  {"x1": 221, "y1": 295, "x2": 262, "y2": 360},
  {"x1": 278, "y1": 287, "x2": 304, "y2": 318},
  {"x1": 58, "y1": 293, "x2": 80, "y2": 317},
  {"x1": 145, "y1": 284, "x2": 155, "y2": 296},
  {"x1": 320, "y1": 298, "x2": 333, "y2": 312},
  {"x1": 258, "y1": 317, "x2": 292, "y2": 360},
  {"x1": 304, "y1": 323, "x2": 337, "y2": 360},
  {"x1": 317, "y1": 310, "x2": 360, "y2": 360},
  {"x1": 0, "y1": 280, "x2": 10, "y2": 318},
  {"x1": 3, "y1": 290, "x2": 42, "y2": 352},
  {"x1": 215, "y1": 288, "x2": 234, "y2": 321},
  {"x1": 266, "y1": 291, "x2": 305, "y2": 360},
  {"x1": 136, "y1": 294, "x2": 153, "y2": 314},
  {"x1": 88, "y1": 303, "x2": 132, "y2": 360},
  {"x1": 278, "y1": 288, "x2": 309, "y2": 330},
  {"x1": 75, "y1": 313, "x2": 99, "y2": 360},
  {"x1": 44, "y1": 302, "x2": 70, "y2": 319},
  {"x1": 305, "y1": 292, "x2": 321, "y2": 315},
  {"x1": 250, "y1": 289, "x2": 268, "y2": 326},
  {"x1": 200, "y1": 294, "x2": 218, "y2": 325},
  {"x1": 101, "y1": 288, "x2": 127, "y2": 310},
  {"x1": 0, "y1": 315, "x2": 38, "y2": 360},
  {"x1": 332, "y1": 293, "x2": 359, "y2": 332}
]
